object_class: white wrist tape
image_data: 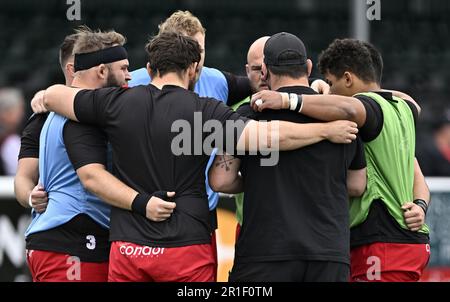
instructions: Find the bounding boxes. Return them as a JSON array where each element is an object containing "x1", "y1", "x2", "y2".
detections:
[{"x1": 289, "y1": 93, "x2": 298, "y2": 111}]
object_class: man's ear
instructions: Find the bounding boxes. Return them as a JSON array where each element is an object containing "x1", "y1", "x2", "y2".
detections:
[
  {"x1": 306, "y1": 59, "x2": 313, "y2": 77},
  {"x1": 245, "y1": 64, "x2": 250, "y2": 77},
  {"x1": 97, "y1": 64, "x2": 107, "y2": 80},
  {"x1": 261, "y1": 63, "x2": 268, "y2": 81},
  {"x1": 343, "y1": 71, "x2": 353, "y2": 88},
  {"x1": 66, "y1": 63, "x2": 75, "y2": 78}
]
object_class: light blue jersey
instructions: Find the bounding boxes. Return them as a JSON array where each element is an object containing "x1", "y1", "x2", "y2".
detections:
[
  {"x1": 25, "y1": 113, "x2": 110, "y2": 237},
  {"x1": 129, "y1": 66, "x2": 230, "y2": 210}
]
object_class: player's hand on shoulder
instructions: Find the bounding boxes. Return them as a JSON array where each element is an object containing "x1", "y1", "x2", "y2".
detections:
[
  {"x1": 310, "y1": 79, "x2": 330, "y2": 95},
  {"x1": 251, "y1": 90, "x2": 284, "y2": 112},
  {"x1": 324, "y1": 120, "x2": 358, "y2": 144},
  {"x1": 31, "y1": 90, "x2": 48, "y2": 114}
]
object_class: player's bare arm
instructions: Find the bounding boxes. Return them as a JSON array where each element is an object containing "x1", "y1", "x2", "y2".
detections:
[
  {"x1": 402, "y1": 158, "x2": 430, "y2": 232},
  {"x1": 77, "y1": 163, "x2": 176, "y2": 222},
  {"x1": 208, "y1": 154, "x2": 243, "y2": 194},
  {"x1": 251, "y1": 90, "x2": 367, "y2": 127},
  {"x1": 347, "y1": 168, "x2": 367, "y2": 198},
  {"x1": 31, "y1": 85, "x2": 82, "y2": 120},
  {"x1": 236, "y1": 119, "x2": 358, "y2": 152},
  {"x1": 14, "y1": 158, "x2": 48, "y2": 212}
]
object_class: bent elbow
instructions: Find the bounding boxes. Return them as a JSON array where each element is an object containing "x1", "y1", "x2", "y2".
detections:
[
  {"x1": 209, "y1": 173, "x2": 240, "y2": 193},
  {"x1": 209, "y1": 177, "x2": 224, "y2": 193},
  {"x1": 81, "y1": 176, "x2": 95, "y2": 193},
  {"x1": 348, "y1": 187, "x2": 365, "y2": 198},
  {"x1": 348, "y1": 182, "x2": 366, "y2": 197},
  {"x1": 346, "y1": 106, "x2": 358, "y2": 120},
  {"x1": 341, "y1": 101, "x2": 365, "y2": 126},
  {"x1": 82, "y1": 178, "x2": 96, "y2": 193},
  {"x1": 78, "y1": 170, "x2": 97, "y2": 193}
]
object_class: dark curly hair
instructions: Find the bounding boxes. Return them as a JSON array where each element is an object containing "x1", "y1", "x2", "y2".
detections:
[
  {"x1": 318, "y1": 38, "x2": 381, "y2": 84},
  {"x1": 362, "y1": 41, "x2": 383, "y2": 84}
]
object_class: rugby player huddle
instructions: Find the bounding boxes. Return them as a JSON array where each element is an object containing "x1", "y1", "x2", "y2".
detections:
[{"x1": 14, "y1": 10, "x2": 430, "y2": 282}]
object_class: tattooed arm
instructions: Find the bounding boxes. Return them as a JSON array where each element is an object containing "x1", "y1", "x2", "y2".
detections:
[{"x1": 208, "y1": 153, "x2": 243, "y2": 194}]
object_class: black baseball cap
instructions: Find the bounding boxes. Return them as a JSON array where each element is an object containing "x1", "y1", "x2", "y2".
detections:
[{"x1": 264, "y1": 32, "x2": 307, "y2": 66}]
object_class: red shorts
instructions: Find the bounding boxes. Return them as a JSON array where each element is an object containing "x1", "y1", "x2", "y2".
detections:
[
  {"x1": 211, "y1": 230, "x2": 218, "y2": 282},
  {"x1": 108, "y1": 241, "x2": 215, "y2": 282},
  {"x1": 350, "y1": 242, "x2": 430, "y2": 282},
  {"x1": 26, "y1": 249, "x2": 108, "y2": 282}
]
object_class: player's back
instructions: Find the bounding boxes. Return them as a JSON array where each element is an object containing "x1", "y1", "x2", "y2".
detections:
[
  {"x1": 92, "y1": 84, "x2": 240, "y2": 246},
  {"x1": 74, "y1": 82, "x2": 246, "y2": 246}
]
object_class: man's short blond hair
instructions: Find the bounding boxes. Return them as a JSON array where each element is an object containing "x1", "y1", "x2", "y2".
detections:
[
  {"x1": 72, "y1": 26, "x2": 126, "y2": 55},
  {"x1": 158, "y1": 10, "x2": 206, "y2": 37}
]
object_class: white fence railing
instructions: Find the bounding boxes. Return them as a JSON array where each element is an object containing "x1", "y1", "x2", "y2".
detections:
[{"x1": 0, "y1": 176, "x2": 14, "y2": 197}]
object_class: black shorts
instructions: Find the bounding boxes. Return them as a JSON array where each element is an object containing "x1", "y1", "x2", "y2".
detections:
[{"x1": 229, "y1": 260, "x2": 349, "y2": 282}]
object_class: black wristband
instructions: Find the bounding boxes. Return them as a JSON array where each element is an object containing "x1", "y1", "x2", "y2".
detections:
[
  {"x1": 131, "y1": 193, "x2": 151, "y2": 217},
  {"x1": 413, "y1": 199, "x2": 428, "y2": 215}
]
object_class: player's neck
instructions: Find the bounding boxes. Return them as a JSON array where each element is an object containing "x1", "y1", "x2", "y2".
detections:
[
  {"x1": 358, "y1": 82, "x2": 381, "y2": 92},
  {"x1": 64, "y1": 75, "x2": 74, "y2": 86},
  {"x1": 151, "y1": 72, "x2": 188, "y2": 90},
  {"x1": 71, "y1": 76, "x2": 103, "y2": 89},
  {"x1": 271, "y1": 76, "x2": 309, "y2": 91}
]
